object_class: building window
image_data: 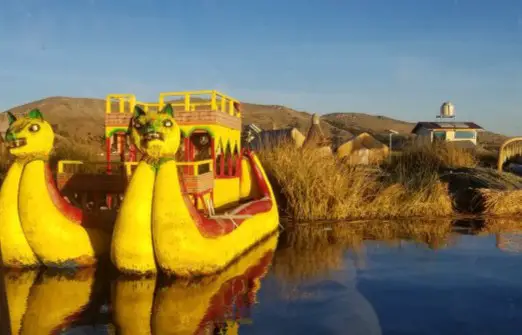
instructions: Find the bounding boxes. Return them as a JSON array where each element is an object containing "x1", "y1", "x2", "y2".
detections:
[
  {"x1": 432, "y1": 131, "x2": 447, "y2": 141},
  {"x1": 454, "y1": 131, "x2": 476, "y2": 139}
]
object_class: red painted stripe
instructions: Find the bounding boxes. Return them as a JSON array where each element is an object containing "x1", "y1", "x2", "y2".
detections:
[
  {"x1": 45, "y1": 164, "x2": 83, "y2": 223},
  {"x1": 45, "y1": 163, "x2": 104, "y2": 228}
]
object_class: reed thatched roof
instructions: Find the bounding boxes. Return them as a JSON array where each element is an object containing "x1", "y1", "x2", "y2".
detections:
[{"x1": 302, "y1": 114, "x2": 331, "y2": 148}]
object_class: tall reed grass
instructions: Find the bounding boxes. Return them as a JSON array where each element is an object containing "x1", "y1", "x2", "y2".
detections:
[{"x1": 258, "y1": 141, "x2": 474, "y2": 221}]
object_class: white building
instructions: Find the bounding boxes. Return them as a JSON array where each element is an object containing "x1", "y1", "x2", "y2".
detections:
[{"x1": 411, "y1": 121, "x2": 484, "y2": 146}]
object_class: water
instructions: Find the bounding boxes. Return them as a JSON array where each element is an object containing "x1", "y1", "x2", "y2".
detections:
[{"x1": 2, "y1": 220, "x2": 522, "y2": 335}]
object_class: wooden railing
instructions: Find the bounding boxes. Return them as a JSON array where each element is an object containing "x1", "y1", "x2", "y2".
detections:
[
  {"x1": 497, "y1": 137, "x2": 522, "y2": 171},
  {"x1": 105, "y1": 90, "x2": 241, "y2": 117},
  {"x1": 158, "y1": 90, "x2": 241, "y2": 117},
  {"x1": 57, "y1": 159, "x2": 215, "y2": 197}
]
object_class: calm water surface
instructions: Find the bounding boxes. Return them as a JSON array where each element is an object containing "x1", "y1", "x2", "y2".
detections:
[{"x1": 2, "y1": 220, "x2": 522, "y2": 335}]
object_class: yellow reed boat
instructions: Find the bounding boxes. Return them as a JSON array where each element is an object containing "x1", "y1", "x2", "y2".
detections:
[
  {"x1": 112, "y1": 233, "x2": 278, "y2": 334},
  {"x1": 105, "y1": 90, "x2": 280, "y2": 276},
  {"x1": 0, "y1": 111, "x2": 41, "y2": 268},
  {"x1": 0, "y1": 110, "x2": 113, "y2": 268}
]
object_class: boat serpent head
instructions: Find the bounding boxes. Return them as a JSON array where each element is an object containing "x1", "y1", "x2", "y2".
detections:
[
  {"x1": 130, "y1": 103, "x2": 181, "y2": 160},
  {"x1": 3, "y1": 109, "x2": 55, "y2": 159}
]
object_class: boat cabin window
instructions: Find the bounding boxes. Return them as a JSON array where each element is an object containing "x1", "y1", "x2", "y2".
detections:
[
  {"x1": 182, "y1": 130, "x2": 240, "y2": 178},
  {"x1": 215, "y1": 145, "x2": 241, "y2": 178},
  {"x1": 191, "y1": 132, "x2": 212, "y2": 174}
]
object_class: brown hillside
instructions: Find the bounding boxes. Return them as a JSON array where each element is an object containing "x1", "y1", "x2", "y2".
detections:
[{"x1": 0, "y1": 96, "x2": 508, "y2": 154}]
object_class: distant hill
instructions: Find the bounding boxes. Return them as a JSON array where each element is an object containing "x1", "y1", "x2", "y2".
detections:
[{"x1": 0, "y1": 96, "x2": 508, "y2": 154}]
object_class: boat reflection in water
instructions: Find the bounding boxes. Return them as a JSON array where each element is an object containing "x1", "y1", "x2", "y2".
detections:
[
  {"x1": 114, "y1": 233, "x2": 278, "y2": 334},
  {"x1": 1, "y1": 233, "x2": 278, "y2": 334},
  {"x1": 2, "y1": 267, "x2": 97, "y2": 335}
]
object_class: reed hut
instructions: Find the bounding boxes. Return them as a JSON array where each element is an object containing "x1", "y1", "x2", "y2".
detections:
[
  {"x1": 302, "y1": 114, "x2": 332, "y2": 156},
  {"x1": 337, "y1": 132, "x2": 389, "y2": 165}
]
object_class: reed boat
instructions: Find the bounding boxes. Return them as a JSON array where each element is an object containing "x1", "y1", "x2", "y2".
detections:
[
  {"x1": 0, "y1": 110, "x2": 113, "y2": 268},
  {"x1": 0, "y1": 111, "x2": 41, "y2": 268},
  {"x1": 111, "y1": 233, "x2": 277, "y2": 334},
  {"x1": 106, "y1": 90, "x2": 280, "y2": 276}
]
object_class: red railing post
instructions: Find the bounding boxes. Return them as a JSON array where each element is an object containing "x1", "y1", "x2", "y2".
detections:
[{"x1": 105, "y1": 136, "x2": 113, "y2": 209}]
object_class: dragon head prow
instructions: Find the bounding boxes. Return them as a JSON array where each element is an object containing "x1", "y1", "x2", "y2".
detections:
[
  {"x1": 130, "y1": 103, "x2": 181, "y2": 159},
  {"x1": 4, "y1": 109, "x2": 55, "y2": 158}
]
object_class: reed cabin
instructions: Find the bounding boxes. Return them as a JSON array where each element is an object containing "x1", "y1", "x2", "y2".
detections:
[{"x1": 57, "y1": 90, "x2": 248, "y2": 212}]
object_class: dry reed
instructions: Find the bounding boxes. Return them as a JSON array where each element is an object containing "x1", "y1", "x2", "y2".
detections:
[
  {"x1": 479, "y1": 189, "x2": 522, "y2": 216},
  {"x1": 259, "y1": 142, "x2": 456, "y2": 221}
]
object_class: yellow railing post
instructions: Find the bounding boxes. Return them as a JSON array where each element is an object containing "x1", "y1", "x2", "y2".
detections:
[
  {"x1": 124, "y1": 162, "x2": 138, "y2": 178},
  {"x1": 105, "y1": 97, "x2": 111, "y2": 114},
  {"x1": 229, "y1": 100, "x2": 234, "y2": 116},
  {"x1": 155, "y1": 90, "x2": 239, "y2": 117},
  {"x1": 211, "y1": 91, "x2": 217, "y2": 110},
  {"x1": 130, "y1": 96, "x2": 136, "y2": 112},
  {"x1": 184, "y1": 94, "x2": 190, "y2": 111},
  {"x1": 57, "y1": 160, "x2": 84, "y2": 174},
  {"x1": 220, "y1": 97, "x2": 226, "y2": 113}
]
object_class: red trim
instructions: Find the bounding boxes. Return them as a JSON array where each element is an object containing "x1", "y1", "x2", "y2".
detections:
[
  {"x1": 236, "y1": 153, "x2": 242, "y2": 179},
  {"x1": 228, "y1": 154, "x2": 233, "y2": 176},
  {"x1": 194, "y1": 250, "x2": 274, "y2": 333},
  {"x1": 118, "y1": 134, "x2": 125, "y2": 162},
  {"x1": 45, "y1": 164, "x2": 83, "y2": 223},
  {"x1": 219, "y1": 154, "x2": 225, "y2": 177},
  {"x1": 45, "y1": 164, "x2": 107, "y2": 228},
  {"x1": 181, "y1": 150, "x2": 272, "y2": 238},
  {"x1": 105, "y1": 136, "x2": 113, "y2": 209},
  {"x1": 129, "y1": 144, "x2": 137, "y2": 162}
]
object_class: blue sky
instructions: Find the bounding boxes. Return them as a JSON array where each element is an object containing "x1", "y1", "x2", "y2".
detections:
[{"x1": 1, "y1": 0, "x2": 521, "y2": 135}]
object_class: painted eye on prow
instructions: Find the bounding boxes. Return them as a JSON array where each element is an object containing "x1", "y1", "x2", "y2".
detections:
[
  {"x1": 163, "y1": 119, "x2": 173, "y2": 127},
  {"x1": 134, "y1": 120, "x2": 142, "y2": 129},
  {"x1": 29, "y1": 124, "x2": 40, "y2": 132}
]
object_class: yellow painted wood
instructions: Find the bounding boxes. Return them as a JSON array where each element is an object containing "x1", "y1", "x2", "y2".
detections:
[
  {"x1": 0, "y1": 160, "x2": 40, "y2": 267},
  {"x1": 111, "y1": 161, "x2": 157, "y2": 274},
  {"x1": 152, "y1": 153, "x2": 279, "y2": 276},
  {"x1": 19, "y1": 159, "x2": 111, "y2": 267}
]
